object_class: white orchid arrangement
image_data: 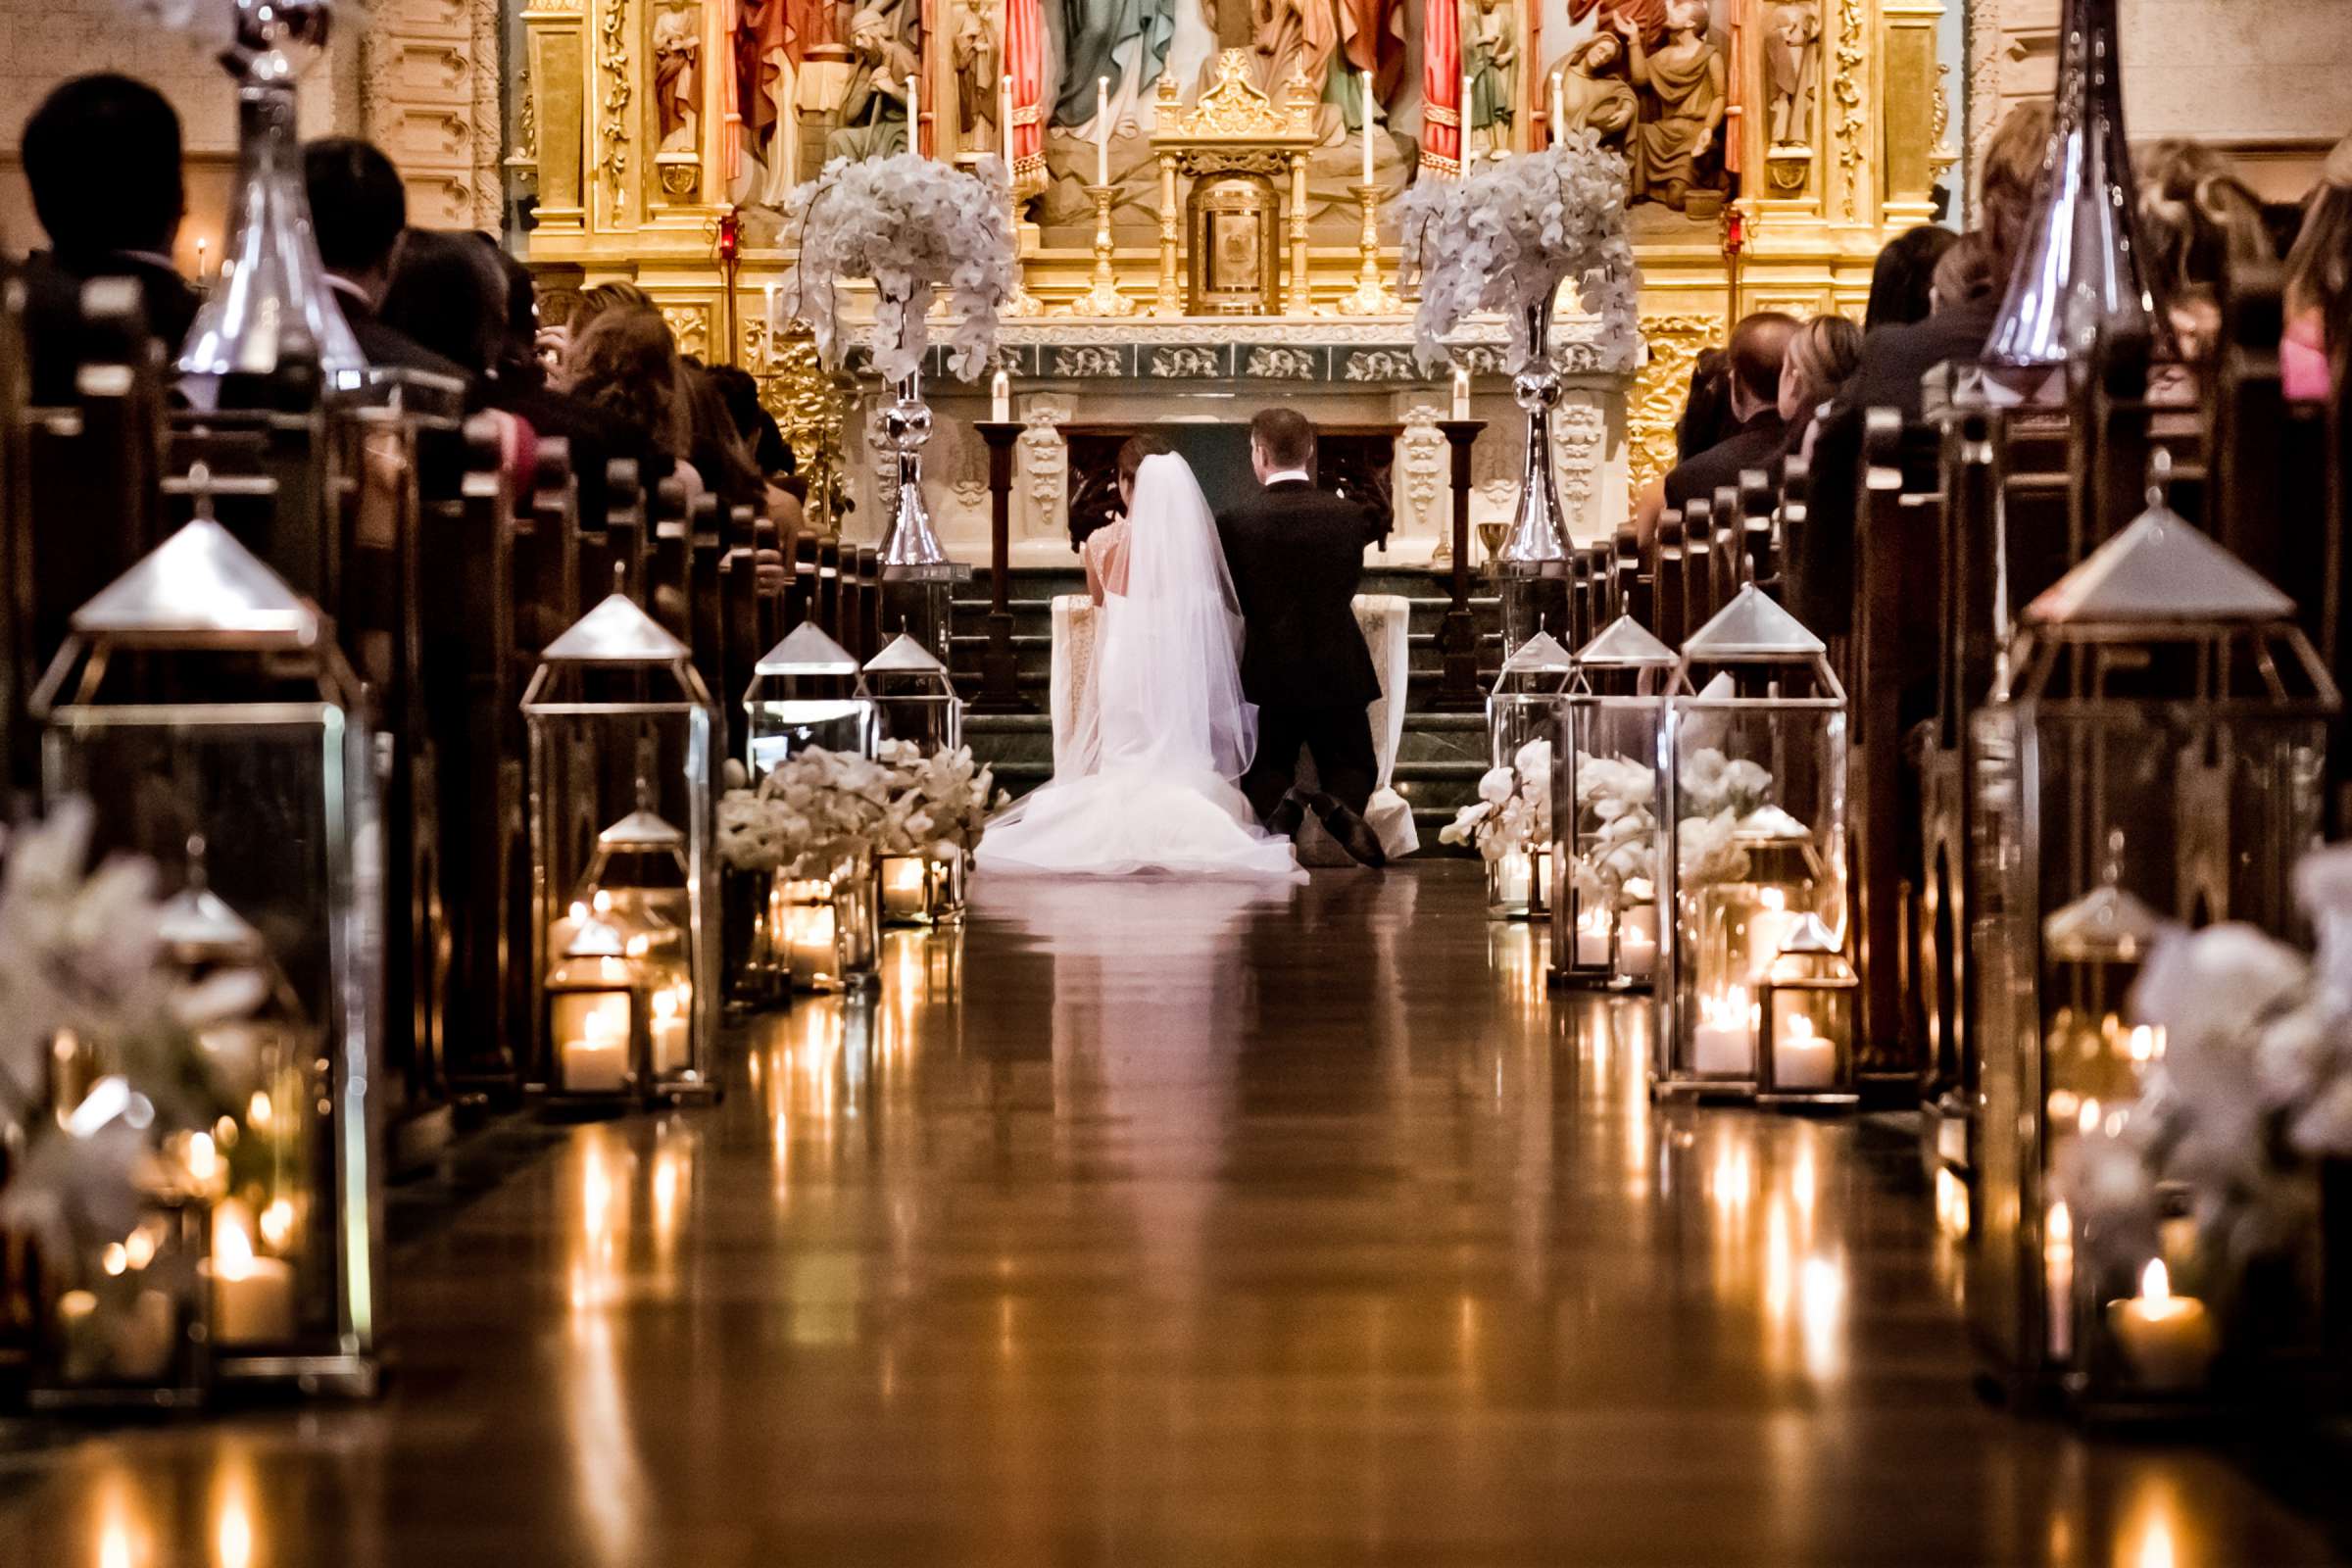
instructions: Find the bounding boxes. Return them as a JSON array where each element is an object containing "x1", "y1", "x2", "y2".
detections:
[
  {"x1": 1673, "y1": 748, "x2": 1784, "y2": 886},
  {"x1": 1442, "y1": 738, "x2": 1552, "y2": 860},
  {"x1": 781, "y1": 153, "x2": 1018, "y2": 384},
  {"x1": 2063, "y1": 844, "x2": 2352, "y2": 1292},
  {"x1": 1569, "y1": 754, "x2": 1657, "y2": 912},
  {"x1": 1399, "y1": 136, "x2": 1640, "y2": 374},
  {"x1": 0, "y1": 802, "x2": 257, "y2": 1278},
  {"x1": 719, "y1": 744, "x2": 1004, "y2": 875}
]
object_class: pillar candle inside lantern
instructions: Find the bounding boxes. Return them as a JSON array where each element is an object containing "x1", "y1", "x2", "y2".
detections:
[
  {"x1": 882, "y1": 857, "x2": 928, "y2": 920},
  {"x1": 1771, "y1": 1009, "x2": 1837, "y2": 1088},
  {"x1": 650, "y1": 985, "x2": 691, "y2": 1075},
  {"x1": 556, "y1": 993, "x2": 632, "y2": 1093},
  {"x1": 1691, "y1": 985, "x2": 1755, "y2": 1076},
  {"x1": 210, "y1": 1200, "x2": 295, "y2": 1347}
]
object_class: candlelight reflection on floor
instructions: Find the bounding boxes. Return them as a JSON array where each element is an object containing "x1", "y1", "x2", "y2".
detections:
[{"x1": 0, "y1": 864, "x2": 2333, "y2": 1565}]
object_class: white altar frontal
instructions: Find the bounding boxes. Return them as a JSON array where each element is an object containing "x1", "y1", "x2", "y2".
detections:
[{"x1": 843, "y1": 312, "x2": 1633, "y2": 569}]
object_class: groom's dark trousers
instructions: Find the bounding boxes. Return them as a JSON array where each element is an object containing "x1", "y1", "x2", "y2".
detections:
[{"x1": 1217, "y1": 477, "x2": 1383, "y2": 824}]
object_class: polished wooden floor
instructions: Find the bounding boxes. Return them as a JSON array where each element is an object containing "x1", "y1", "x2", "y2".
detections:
[{"x1": 0, "y1": 863, "x2": 2339, "y2": 1565}]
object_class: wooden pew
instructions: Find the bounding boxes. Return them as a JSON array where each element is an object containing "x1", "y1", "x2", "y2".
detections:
[
  {"x1": 601, "y1": 458, "x2": 647, "y2": 603},
  {"x1": 1739, "y1": 468, "x2": 1777, "y2": 591},
  {"x1": 648, "y1": 477, "x2": 692, "y2": 645},
  {"x1": 1614, "y1": 525, "x2": 1645, "y2": 632},
  {"x1": 1682, "y1": 497, "x2": 1715, "y2": 631},
  {"x1": 1652, "y1": 515, "x2": 1685, "y2": 649},
  {"x1": 858, "y1": 546, "x2": 885, "y2": 657},
  {"x1": 1709, "y1": 484, "x2": 1741, "y2": 607},
  {"x1": 687, "y1": 495, "x2": 728, "y2": 760},
  {"x1": 816, "y1": 535, "x2": 843, "y2": 642}
]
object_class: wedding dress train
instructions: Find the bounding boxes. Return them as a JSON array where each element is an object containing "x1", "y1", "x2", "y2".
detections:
[{"x1": 975, "y1": 455, "x2": 1303, "y2": 881}]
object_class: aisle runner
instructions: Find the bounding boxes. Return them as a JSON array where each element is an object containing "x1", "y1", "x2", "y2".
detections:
[{"x1": 1049, "y1": 595, "x2": 1419, "y2": 858}]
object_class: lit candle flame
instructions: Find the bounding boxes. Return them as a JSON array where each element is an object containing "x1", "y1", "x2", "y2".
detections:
[
  {"x1": 216, "y1": 1205, "x2": 258, "y2": 1282},
  {"x1": 2140, "y1": 1257, "x2": 2170, "y2": 1306}
]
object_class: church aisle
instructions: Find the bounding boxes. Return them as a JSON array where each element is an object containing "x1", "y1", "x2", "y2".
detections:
[{"x1": 0, "y1": 863, "x2": 2334, "y2": 1565}]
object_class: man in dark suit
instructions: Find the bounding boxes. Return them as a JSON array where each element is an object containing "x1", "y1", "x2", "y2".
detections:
[
  {"x1": 16, "y1": 74, "x2": 202, "y2": 403},
  {"x1": 1662, "y1": 311, "x2": 1798, "y2": 511},
  {"x1": 302, "y1": 138, "x2": 472, "y2": 386},
  {"x1": 1218, "y1": 409, "x2": 1387, "y2": 867}
]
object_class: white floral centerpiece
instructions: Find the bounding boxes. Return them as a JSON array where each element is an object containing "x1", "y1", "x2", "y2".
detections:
[
  {"x1": 871, "y1": 739, "x2": 1002, "y2": 864},
  {"x1": 1674, "y1": 747, "x2": 1788, "y2": 887},
  {"x1": 1570, "y1": 753, "x2": 1658, "y2": 912},
  {"x1": 781, "y1": 153, "x2": 1019, "y2": 383},
  {"x1": 1399, "y1": 135, "x2": 1640, "y2": 374},
  {"x1": 1443, "y1": 738, "x2": 1555, "y2": 918},
  {"x1": 718, "y1": 744, "x2": 1002, "y2": 876}
]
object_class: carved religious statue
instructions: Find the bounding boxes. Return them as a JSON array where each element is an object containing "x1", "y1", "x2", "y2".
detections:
[
  {"x1": 952, "y1": 1, "x2": 1001, "y2": 154},
  {"x1": 1613, "y1": 0, "x2": 1725, "y2": 211},
  {"x1": 827, "y1": 7, "x2": 921, "y2": 162},
  {"x1": 1567, "y1": 0, "x2": 1666, "y2": 47},
  {"x1": 1055, "y1": 0, "x2": 1177, "y2": 125},
  {"x1": 1459, "y1": 0, "x2": 1513, "y2": 162},
  {"x1": 1547, "y1": 29, "x2": 1636, "y2": 150},
  {"x1": 654, "y1": 5, "x2": 703, "y2": 153},
  {"x1": 1252, "y1": 0, "x2": 1342, "y2": 105},
  {"x1": 1764, "y1": 0, "x2": 1820, "y2": 147}
]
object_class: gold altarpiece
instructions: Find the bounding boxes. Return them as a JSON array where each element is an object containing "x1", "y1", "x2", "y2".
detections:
[{"x1": 511, "y1": 0, "x2": 1949, "y2": 564}]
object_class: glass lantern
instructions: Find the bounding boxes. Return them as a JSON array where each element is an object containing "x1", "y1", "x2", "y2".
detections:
[
  {"x1": 29, "y1": 519, "x2": 383, "y2": 1396},
  {"x1": 1550, "y1": 615, "x2": 1675, "y2": 990},
  {"x1": 1655, "y1": 586, "x2": 1849, "y2": 1102},
  {"x1": 779, "y1": 841, "x2": 881, "y2": 993},
  {"x1": 1485, "y1": 631, "x2": 1574, "y2": 922},
  {"x1": 867, "y1": 632, "x2": 967, "y2": 928},
  {"x1": 1968, "y1": 496, "x2": 2335, "y2": 1410},
  {"x1": 1754, "y1": 912, "x2": 1860, "y2": 1104},
  {"x1": 569, "y1": 806, "x2": 705, "y2": 1098},
  {"x1": 522, "y1": 591, "x2": 718, "y2": 1110},
  {"x1": 742, "y1": 621, "x2": 877, "y2": 775}
]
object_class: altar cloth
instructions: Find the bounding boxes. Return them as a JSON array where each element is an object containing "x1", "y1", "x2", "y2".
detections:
[{"x1": 1049, "y1": 594, "x2": 1419, "y2": 859}]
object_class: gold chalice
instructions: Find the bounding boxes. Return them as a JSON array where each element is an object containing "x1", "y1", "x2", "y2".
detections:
[{"x1": 1478, "y1": 521, "x2": 1506, "y2": 566}]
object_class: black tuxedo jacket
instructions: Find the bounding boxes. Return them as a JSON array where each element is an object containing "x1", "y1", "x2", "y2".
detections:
[
  {"x1": 19, "y1": 249, "x2": 201, "y2": 404},
  {"x1": 1217, "y1": 478, "x2": 1381, "y2": 710}
]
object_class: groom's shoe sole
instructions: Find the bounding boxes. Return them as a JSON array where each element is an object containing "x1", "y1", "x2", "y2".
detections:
[{"x1": 1317, "y1": 804, "x2": 1388, "y2": 869}]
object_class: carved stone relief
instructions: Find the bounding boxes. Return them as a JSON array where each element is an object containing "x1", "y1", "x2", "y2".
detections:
[
  {"x1": 1628, "y1": 312, "x2": 1718, "y2": 500},
  {"x1": 660, "y1": 303, "x2": 710, "y2": 360},
  {"x1": 1396, "y1": 405, "x2": 1446, "y2": 533},
  {"x1": 1552, "y1": 402, "x2": 1607, "y2": 517},
  {"x1": 1017, "y1": 401, "x2": 1072, "y2": 538}
]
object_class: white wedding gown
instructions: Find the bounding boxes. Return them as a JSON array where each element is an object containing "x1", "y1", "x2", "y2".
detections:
[{"x1": 976, "y1": 455, "x2": 1303, "y2": 881}]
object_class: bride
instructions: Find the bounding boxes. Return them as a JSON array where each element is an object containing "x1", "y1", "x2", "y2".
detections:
[{"x1": 975, "y1": 453, "x2": 1303, "y2": 881}]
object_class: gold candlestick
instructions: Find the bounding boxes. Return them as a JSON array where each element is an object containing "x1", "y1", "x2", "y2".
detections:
[
  {"x1": 1066, "y1": 183, "x2": 1137, "y2": 318},
  {"x1": 1333, "y1": 183, "x2": 1402, "y2": 316}
]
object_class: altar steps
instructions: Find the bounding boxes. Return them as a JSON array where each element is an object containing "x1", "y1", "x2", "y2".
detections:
[{"x1": 953, "y1": 569, "x2": 1503, "y2": 852}]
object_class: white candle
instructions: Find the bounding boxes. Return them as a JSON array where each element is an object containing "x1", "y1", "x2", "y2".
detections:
[
  {"x1": 763, "y1": 281, "x2": 778, "y2": 337},
  {"x1": 1574, "y1": 910, "x2": 1611, "y2": 969},
  {"x1": 559, "y1": 993, "x2": 631, "y2": 1093},
  {"x1": 2045, "y1": 1200, "x2": 2076, "y2": 1359},
  {"x1": 2107, "y1": 1259, "x2": 2216, "y2": 1392},
  {"x1": 1461, "y1": 72, "x2": 1475, "y2": 166},
  {"x1": 1451, "y1": 364, "x2": 1471, "y2": 418},
  {"x1": 1494, "y1": 852, "x2": 1530, "y2": 911},
  {"x1": 1690, "y1": 985, "x2": 1755, "y2": 1076},
  {"x1": 209, "y1": 1201, "x2": 295, "y2": 1348},
  {"x1": 649, "y1": 986, "x2": 690, "y2": 1075},
  {"x1": 1096, "y1": 77, "x2": 1110, "y2": 186},
  {"x1": 1001, "y1": 72, "x2": 1014, "y2": 169},
  {"x1": 1550, "y1": 72, "x2": 1565, "y2": 147},
  {"x1": 1360, "y1": 70, "x2": 1376, "y2": 185},
  {"x1": 882, "y1": 857, "x2": 927, "y2": 920},
  {"x1": 1619, "y1": 905, "x2": 1659, "y2": 979},
  {"x1": 991, "y1": 367, "x2": 1011, "y2": 420},
  {"x1": 788, "y1": 896, "x2": 838, "y2": 986},
  {"x1": 1771, "y1": 1010, "x2": 1837, "y2": 1089},
  {"x1": 195, "y1": 238, "x2": 208, "y2": 282}
]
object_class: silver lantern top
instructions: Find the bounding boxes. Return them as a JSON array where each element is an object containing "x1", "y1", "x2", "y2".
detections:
[
  {"x1": 1493, "y1": 629, "x2": 1576, "y2": 696},
  {"x1": 757, "y1": 622, "x2": 862, "y2": 679},
  {"x1": 526, "y1": 592, "x2": 714, "y2": 713},
  {"x1": 1574, "y1": 614, "x2": 1677, "y2": 671}
]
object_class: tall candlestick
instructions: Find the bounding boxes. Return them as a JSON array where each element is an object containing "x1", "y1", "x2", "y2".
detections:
[
  {"x1": 1096, "y1": 77, "x2": 1110, "y2": 186},
  {"x1": 1461, "y1": 72, "x2": 1475, "y2": 166},
  {"x1": 906, "y1": 73, "x2": 921, "y2": 155},
  {"x1": 763, "y1": 281, "x2": 777, "y2": 338},
  {"x1": 1550, "y1": 72, "x2": 1565, "y2": 147},
  {"x1": 1360, "y1": 70, "x2": 1375, "y2": 186},
  {"x1": 1002, "y1": 72, "x2": 1014, "y2": 170}
]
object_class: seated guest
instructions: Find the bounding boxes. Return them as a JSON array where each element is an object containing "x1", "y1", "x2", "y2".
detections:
[
  {"x1": 563, "y1": 306, "x2": 696, "y2": 490},
  {"x1": 538, "y1": 281, "x2": 658, "y2": 366},
  {"x1": 305, "y1": 138, "x2": 471, "y2": 384},
  {"x1": 1832, "y1": 101, "x2": 2052, "y2": 422},
  {"x1": 1928, "y1": 231, "x2": 1998, "y2": 316},
  {"x1": 2137, "y1": 138, "x2": 2274, "y2": 365},
  {"x1": 707, "y1": 365, "x2": 794, "y2": 478},
  {"x1": 679, "y1": 364, "x2": 783, "y2": 515},
  {"x1": 477, "y1": 239, "x2": 648, "y2": 522},
  {"x1": 1675, "y1": 348, "x2": 1734, "y2": 464},
  {"x1": 1863, "y1": 224, "x2": 1959, "y2": 333},
  {"x1": 380, "y1": 228, "x2": 537, "y2": 486},
  {"x1": 1635, "y1": 312, "x2": 1798, "y2": 539},
  {"x1": 2284, "y1": 135, "x2": 2352, "y2": 402},
  {"x1": 17, "y1": 74, "x2": 201, "y2": 401},
  {"x1": 1779, "y1": 314, "x2": 1864, "y2": 463}
]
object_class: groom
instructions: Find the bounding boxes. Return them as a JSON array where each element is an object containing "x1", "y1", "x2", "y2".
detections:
[{"x1": 1218, "y1": 409, "x2": 1387, "y2": 868}]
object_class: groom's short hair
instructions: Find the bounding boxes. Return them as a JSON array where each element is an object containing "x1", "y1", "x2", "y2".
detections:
[{"x1": 1250, "y1": 408, "x2": 1315, "y2": 471}]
